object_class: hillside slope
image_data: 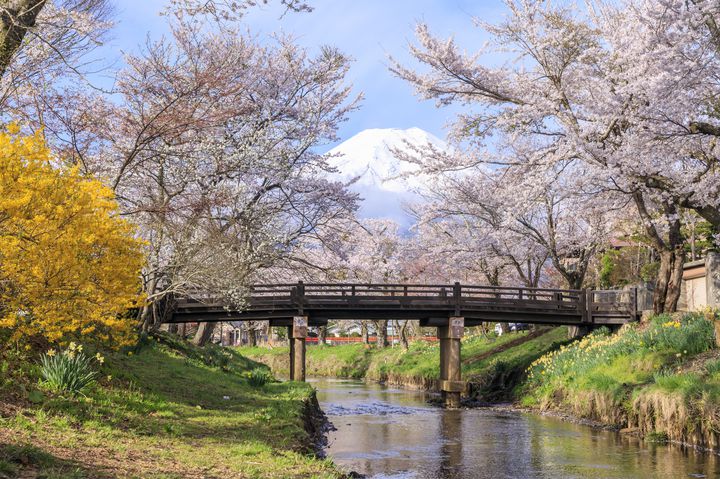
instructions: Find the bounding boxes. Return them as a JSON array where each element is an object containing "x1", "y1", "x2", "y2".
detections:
[{"x1": 0, "y1": 333, "x2": 340, "y2": 479}]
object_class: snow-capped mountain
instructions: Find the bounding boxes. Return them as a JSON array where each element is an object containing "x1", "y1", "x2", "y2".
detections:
[{"x1": 327, "y1": 127, "x2": 448, "y2": 223}]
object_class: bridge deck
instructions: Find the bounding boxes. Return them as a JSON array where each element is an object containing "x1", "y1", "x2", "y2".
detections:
[{"x1": 169, "y1": 283, "x2": 638, "y2": 327}]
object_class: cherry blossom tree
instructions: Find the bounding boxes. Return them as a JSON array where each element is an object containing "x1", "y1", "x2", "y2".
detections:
[
  {"x1": 391, "y1": 0, "x2": 720, "y2": 312},
  {"x1": 0, "y1": 0, "x2": 112, "y2": 114},
  {"x1": 295, "y1": 218, "x2": 409, "y2": 347},
  {"x1": 29, "y1": 23, "x2": 358, "y2": 343}
]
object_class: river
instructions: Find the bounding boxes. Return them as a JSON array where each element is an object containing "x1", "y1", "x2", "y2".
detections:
[{"x1": 311, "y1": 377, "x2": 720, "y2": 479}]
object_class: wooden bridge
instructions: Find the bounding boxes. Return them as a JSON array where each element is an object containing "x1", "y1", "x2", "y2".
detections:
[{"x1": 168, "y1": 282, "x2": 638, "y2": 407}]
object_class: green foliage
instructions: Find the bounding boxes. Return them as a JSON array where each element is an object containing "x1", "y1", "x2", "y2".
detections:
[
  {"x1": 247, "y1": 368, "x2": 273, "y2": 387},
  {"x1": 599, "y1": 251, "x2": 618, "y2": 288},
  {"x1": 652, "y1": 372, "x2": 704, "y2": 398},
  {"x1": 40, "y1": 347, "x2": 99, "y2": 395},
  {"x1": 704, "y1": 358, "x2": 720, "y2": 375},
  {"x1": 640, "y1": 261, "x2": 660, "y2": 282},
  {"x1": 682, "y1": 217, "x2": 717, "y2": 257},
  {"x1": 643, "y1": 314, "x2": 715, "y2": 356}
]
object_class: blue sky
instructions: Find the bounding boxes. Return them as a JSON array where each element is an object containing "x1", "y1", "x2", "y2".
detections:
[{"x1": 100, "y1": 0, "x2": 507, "y2": 149}]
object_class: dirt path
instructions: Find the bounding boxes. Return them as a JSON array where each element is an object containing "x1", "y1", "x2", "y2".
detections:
[{"x1": 462, "y1": 328, "x2": 554, "y2": 365}]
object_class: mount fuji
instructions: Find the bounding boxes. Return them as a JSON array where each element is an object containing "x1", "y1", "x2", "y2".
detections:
[{"x1": 327, "y1": 127, "x2": 448, "y2": 224}]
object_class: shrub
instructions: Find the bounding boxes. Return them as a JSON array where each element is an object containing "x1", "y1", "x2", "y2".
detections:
[
  {"x1": 0, "y1": 125, "x2": 145, "y2": 348},
  {"x1": 247, "y1": 368, "x2": 273, "y2": 387},
  {"x1": 40, "y1": 343, "x2": 103, "y2": 395}
]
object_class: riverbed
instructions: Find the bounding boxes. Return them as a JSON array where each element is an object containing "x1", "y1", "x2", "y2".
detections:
[{"x1": 311, "y1": 377, "x2": 720, "y2": 479}]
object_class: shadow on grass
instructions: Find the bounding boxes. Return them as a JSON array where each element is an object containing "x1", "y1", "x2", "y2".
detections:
[
  {"x1": 0, "y1": 442, "x2": 117, "y2": 479},
  {"x1": 32, "y1": 343, "x2": 314, "y2": 451}
]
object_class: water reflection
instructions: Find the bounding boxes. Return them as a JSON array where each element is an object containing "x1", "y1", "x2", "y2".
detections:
[
  {"x1": 437, "y1": 409, "x2": 462, "y2": 478},
  {"x1": 312, "y1": 378, "x2": 720, "y2": 479}
]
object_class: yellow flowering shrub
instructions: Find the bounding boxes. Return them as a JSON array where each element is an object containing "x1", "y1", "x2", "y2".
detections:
[{"x1": 0, "y1": 125, "x2": 145, "y2": 348}]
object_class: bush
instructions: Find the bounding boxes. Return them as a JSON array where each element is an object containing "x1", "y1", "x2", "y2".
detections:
[
  {"x1": 247, "y1": 368, "x2": 273, "y2": 387},
  {"x1": 0, "y1": 126, "x2": 144, "y2": 348},
  {"x1": 40, "y1": 343, "x2": 103, "y2": 395}
]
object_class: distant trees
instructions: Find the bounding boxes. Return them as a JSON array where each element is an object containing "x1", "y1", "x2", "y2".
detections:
[{"x1": 0, "y1": 126, "x2": 144, "y2": 348}]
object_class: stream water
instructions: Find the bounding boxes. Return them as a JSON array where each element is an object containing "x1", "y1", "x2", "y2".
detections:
[{"x1": 312, "y1": 377, "x2": 720, "y2": 479}]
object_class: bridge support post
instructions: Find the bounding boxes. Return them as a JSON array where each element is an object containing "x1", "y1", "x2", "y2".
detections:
[
  {"x1": 289, "y1": 316, "x2": 308, "y2": 381},
  {"x1": 439, "y1": 317, "x2": 465, "y2": 409}
]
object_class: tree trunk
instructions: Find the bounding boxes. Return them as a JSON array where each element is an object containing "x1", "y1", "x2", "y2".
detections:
[
  {"x1": 654, "y1": 246, "x2": 685, "y2": 313},
  {"x1": 248, "y1": 325, "x2": 257, "y2": 347},
  {"x1": 396, "y1": 320, "x2": 409, "y2": 351},
  {"x1": 0, "y1": 0, "x2": 46, "y2": 79},
  {"x1": 139, "y1": 302, "x2": 153, "y2": 333},
  {"x1": 633, "y1": 192, "x2": 686, "y2": 314},
  {"x1": 192, "y1": 322, "x2": 215, "y2": 346},
  {"x1": 318, "y1": 325, "x2": 327, "y2": 345},
  {"x1": 361, "y1": 321, "x2": 369, "y2": 344},
  {"x1": 139, "y1": 272, "x2": 159, "y2": 333},
  {"x1": 375, "y1": 320, "x2": 388, "y2": 348},
  {"x1": 178, "y1": 323, "x2": 186, "y2": 338},
  {"x1": 167, "y1": 323, "x2": 178, "y2": 334}
]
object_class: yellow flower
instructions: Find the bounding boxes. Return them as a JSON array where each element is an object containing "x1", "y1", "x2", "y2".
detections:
[
  {"x1": 106, "y1": 375, "x2": 112, "y2": 382},
  {"x1": 77, "y1": 344, "x2": 83, "y2": 352},
  {"x1": 68, "y1": 342, "x2": 77, "y2": 351},
  {"x1": 95, "y1": 353, "x2": 104, "y2": 364},
  {"x1": 46, "y1": 349, "x2": 56, "y2": 356},
  {"x1": 127, "y1": 351, "x2": 133, "y2": 356}
]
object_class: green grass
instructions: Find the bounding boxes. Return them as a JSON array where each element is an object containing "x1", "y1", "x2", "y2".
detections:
[
  {"x1": 242, "y1": 328, "x2": 569, "y2": 400},
  {"x1": 0, "y1": 333, "x2": 341, "y2": 478},
  {"x1": 518, "y1": 311, "x2": 720, "y2": 450}
]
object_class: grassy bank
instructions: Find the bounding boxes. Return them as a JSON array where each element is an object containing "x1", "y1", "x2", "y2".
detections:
[
  {"x1": 242, "y1": 327, "x2": 569, "y2": 400},
  {"x1": 521, "y1": 311, "x2": 720, "y2": 451},
  {"x1": 0, "y1": 333, "x2": 341, "y2": 479}
]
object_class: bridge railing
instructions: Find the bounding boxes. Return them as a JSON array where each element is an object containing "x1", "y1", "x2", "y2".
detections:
[{"x1": 176, "y1": 282, "x2": 638, "y2": 323}]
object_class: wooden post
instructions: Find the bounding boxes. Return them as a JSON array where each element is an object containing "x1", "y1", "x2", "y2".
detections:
[
  {"x1": 439, "y1": 317, "x2": 465, "y2": 408},
  {"x1": 290, "y1": 316, "x2": 308, "y2": 381},
  {"x1": 569, "y1": 290, "x2": 593, "y2": 339},
  {"x1": 453, "y1": 282, "x2": 461, "y2": 317},
  {"x1": 287, "y1": 325, "x2": 295, "y2": 379}
]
